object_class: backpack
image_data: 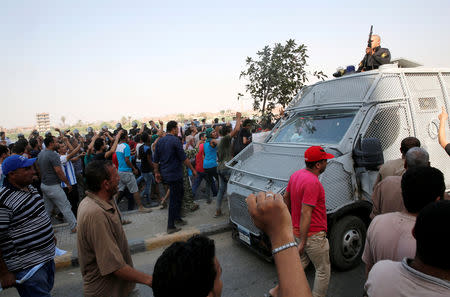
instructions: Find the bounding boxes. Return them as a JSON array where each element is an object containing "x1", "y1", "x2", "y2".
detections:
[{"x1": 138, "y1": 145, "x2": 148, "y2": 163}]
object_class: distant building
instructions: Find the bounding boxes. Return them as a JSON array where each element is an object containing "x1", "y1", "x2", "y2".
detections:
[{"x1": 36, "y1": 112, "x2": 50, "y2": 133}]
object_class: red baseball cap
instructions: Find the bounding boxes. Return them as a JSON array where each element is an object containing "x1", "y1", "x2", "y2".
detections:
[{"x1": 304, "y1": 146, "x2": 334, "y2": 162}]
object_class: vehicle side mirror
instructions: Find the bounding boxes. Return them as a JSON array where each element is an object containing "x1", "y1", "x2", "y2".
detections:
[{"x1": 353, "y1": 137, "x2": 384, "y2": 170}]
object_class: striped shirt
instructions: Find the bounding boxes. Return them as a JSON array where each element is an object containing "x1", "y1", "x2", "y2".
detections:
[
  {"x1": 0, "y1": 181, "x2": 55, "y2": 272},
  {"x1": 60, "y1": 155, "x2": 77, "y2": 187}
]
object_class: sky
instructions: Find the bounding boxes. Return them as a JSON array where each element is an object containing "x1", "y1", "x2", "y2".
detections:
[{"x1": 1, "y1": 0, "x2": 449, "y2": 129}]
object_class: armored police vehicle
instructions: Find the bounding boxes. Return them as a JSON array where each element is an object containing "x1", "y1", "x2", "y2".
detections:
[{"x1": 226, "y1": 60, "x2": 450, "y2": 270}]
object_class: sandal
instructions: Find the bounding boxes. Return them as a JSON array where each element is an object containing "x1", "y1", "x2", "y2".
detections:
[{"x1": 121, "y1": 220, "x2": 132, "y2": 225}]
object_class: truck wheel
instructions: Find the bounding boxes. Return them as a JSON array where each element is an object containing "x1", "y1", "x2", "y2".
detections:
[{"x1": 329, "y1": 215, "x2": 366, "y2": 271}]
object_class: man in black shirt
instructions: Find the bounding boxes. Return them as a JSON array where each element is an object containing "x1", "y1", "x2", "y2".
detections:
[
  {"x1": 139, "y1": 132, "x2": 158, "y2": 207},
  {"x1": 89, "y1": 130, "x2": 123, "y2": 161},
  {"x1": 233, "y1": 119, "x2": 253, "y2": 156},
  {"x1": 357, "y1": 34, "x2": 391, "y2": 72},
  {"x1": 129, "y1": 122, "x2": 140, "y2": 136}
]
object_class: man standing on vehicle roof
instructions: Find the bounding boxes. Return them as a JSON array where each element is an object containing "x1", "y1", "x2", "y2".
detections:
[
  {"x1": 357, "y1": 34, "x2": 391, "y2": 72},
  {"x1": 269, "y1": 146, "x2": 334, "y2": 297}
]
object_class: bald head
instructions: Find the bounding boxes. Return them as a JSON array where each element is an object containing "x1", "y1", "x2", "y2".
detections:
[{"x1": 371, "y1": 35, "x2": 381, "y2": 48}]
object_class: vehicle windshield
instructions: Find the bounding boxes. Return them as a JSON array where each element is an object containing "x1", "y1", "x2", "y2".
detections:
[{"x1": 267, "y1": 112, "x2": 356, "y2": 144}]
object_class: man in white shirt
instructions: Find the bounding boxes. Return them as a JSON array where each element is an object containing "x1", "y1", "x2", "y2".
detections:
[
  {"x1": 0, "y1": 132, "x2": 12, "y2": 147},
  {"x1": 363, "y1": 166, "x2": 444, "y2": 277},
  {"x1": 56, "y1": 137, "x2": 81, "y2": 217},
  {"x1": 365, "y1": 200, "x2": 450, "y2": 296}
]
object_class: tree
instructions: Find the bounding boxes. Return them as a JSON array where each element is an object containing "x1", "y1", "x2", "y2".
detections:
[
  {"x1": 121, "y1": 116, "x2": 127, "y2": 126},
  {"x1": 238, "y1": 39, "x2": 326, "y2": 118},
  {"x1": 177, "y1": 113, "x2": 185, "y2": 122},
  {"x1": 61, "y1": 116, "x2": 66, "y2": 127}
]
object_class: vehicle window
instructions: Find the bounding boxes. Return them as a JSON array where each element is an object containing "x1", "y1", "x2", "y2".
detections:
[{"x1": 267, "y1": 112, "x2": 356, "y2": 144}]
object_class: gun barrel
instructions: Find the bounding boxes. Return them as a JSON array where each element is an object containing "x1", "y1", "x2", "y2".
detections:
[{"x1": 367, "y1": 25, "x2": 373, "y2": 48}]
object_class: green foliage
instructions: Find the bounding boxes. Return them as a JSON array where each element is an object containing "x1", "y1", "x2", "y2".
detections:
[
  {"x1": 177, "y1": 113, "x2": 185, "y2": 122},
  {"x1": 239, "y1": 39, "x2": 327, "y2": 117},
  {"x1": 100, "y1": 122, "x2": 110, "y2": 129}
]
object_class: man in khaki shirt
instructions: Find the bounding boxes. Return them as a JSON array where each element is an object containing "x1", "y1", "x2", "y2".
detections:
[
  {"x1": 77, "y1": 160, "x2": 152, "y2": 297},
  {"x1": 370, "y1": 147, "x2": 429, "y2": 218},
  {"x1": 373, "y1": 137, "x2": 420, "y2": 187}
]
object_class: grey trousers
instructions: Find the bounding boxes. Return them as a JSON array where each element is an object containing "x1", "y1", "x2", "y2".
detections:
[{"x1": 41, "y1": 183, "x2": 77, "y2": 230}]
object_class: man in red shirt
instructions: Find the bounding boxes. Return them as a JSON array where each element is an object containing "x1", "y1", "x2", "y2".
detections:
[{"x1": 270, "y1": 146, "x2": 333, "y2": 297}]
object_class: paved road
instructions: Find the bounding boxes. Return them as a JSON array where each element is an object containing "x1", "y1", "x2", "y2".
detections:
[{"x1": 1, "y1": 232, "x2": 366, "y2": 297}]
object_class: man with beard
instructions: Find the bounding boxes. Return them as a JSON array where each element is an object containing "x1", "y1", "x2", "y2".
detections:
[
  {"x1": 269, "y1": 146, "x2": 334, "y2": 297},
  {"x1": 77, "y1": 160, "x2": 152, "y2": 297}
]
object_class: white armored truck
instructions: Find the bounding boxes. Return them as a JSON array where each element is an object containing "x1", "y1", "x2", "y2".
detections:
[{"x1": 226, "y1": 60, "x2": 450, "y2": 270}]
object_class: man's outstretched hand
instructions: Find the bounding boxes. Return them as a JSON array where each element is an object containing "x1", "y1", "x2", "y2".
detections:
[{"x1": 438, "y1": 106, "x2": 448, "y2": 123}]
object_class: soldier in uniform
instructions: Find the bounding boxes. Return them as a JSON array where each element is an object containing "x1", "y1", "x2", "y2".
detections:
[
  {"x1": 357, "y1": 34, "x2": 391, "y2": 72},
  {"x1": 129, "y1": 121, "x2": 140, "y2": 136},
  {"x1": 181, "y1": 148, "x2": 200, "y2": 215}
]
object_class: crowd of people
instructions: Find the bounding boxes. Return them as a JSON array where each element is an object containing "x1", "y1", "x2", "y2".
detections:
[{"x1": 0, "y1": 107, "x2": 449, "y2": 297}]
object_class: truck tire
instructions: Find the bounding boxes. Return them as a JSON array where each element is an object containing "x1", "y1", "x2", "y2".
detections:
[{"x1": 329, "y1": 215, "x2": 366, "y2": 271}]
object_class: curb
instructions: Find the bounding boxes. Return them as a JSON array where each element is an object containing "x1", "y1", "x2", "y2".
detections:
[{"x1": 55, "y1": 221, "x2": 231, "y2": 271}]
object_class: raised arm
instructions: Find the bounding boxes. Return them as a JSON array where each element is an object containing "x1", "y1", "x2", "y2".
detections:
[
  {"x1": 87, "y1": 133, "x2": 100, "y2": 155},
  {"x1": 230, "y1": 112, "x2": 242, "y2": 138},
  {"x1": 66, "y1": 142, "x2": 81, "y2": 161},
  {"x1": 137, "y1": 123, "x2": 145, "y2": 135},
  {"x1": 247, "y1": 192, "x2": 312, "y2": 297},
  {"x1": 105, "y1": 130, "x2": 123, "y2": 159},
  {"x1": 438, "y1": 107, "x2": 449, "y2": 149},
  {"x1": 64, "y1": 137, "x2": 74, "y2": 151},
  {"x1": 158, "y1": 120, "x2": 164, "y2": 134}
]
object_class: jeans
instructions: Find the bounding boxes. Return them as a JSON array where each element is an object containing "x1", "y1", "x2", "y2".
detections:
[
  {"x1": 192, "y1": 172, "x2": 217, "y2": 198},
  {"x1": 204, "y1": 167, "x2": 219, "y2": 195},
  {"x1": 136, "y1": 162, "x2": 143, "y2": 185},
  {"x1": 41, "y1": 183, "x2": 77, "y2": 230},
  {"x1": 140, "y1": 172, "x2": 154, "y2": 202},
  {"x1": 216, "y1": 168, "x2": 230, "y2": 211},
  {"x1": 117, "y1": 188, "x2": 136, "y2": 211},
  {"x1": 297, "y1": 232, "x2": 330, "y2": 297},
  {"x1": 15, "y1": 260, "x2": 55, "y2": 297},
  {"x1": 75, "y1": 173, "x2": 85, "y2": 201},
  {"x1": 167, "y1": 179, "x2": 184, "y2": 228}
]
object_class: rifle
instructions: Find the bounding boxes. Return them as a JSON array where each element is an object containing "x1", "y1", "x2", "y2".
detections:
[{"x1": 362, "y1": 25, "x2": 373, "y2": 71}]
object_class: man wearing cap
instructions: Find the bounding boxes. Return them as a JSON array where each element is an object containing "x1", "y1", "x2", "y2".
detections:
[
  {"x1": 270, "y1": 146, "x2": 334, "y2": 297},
  {"x1": 0, "y1": 155, "x2": 56, "y2": 296}
]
